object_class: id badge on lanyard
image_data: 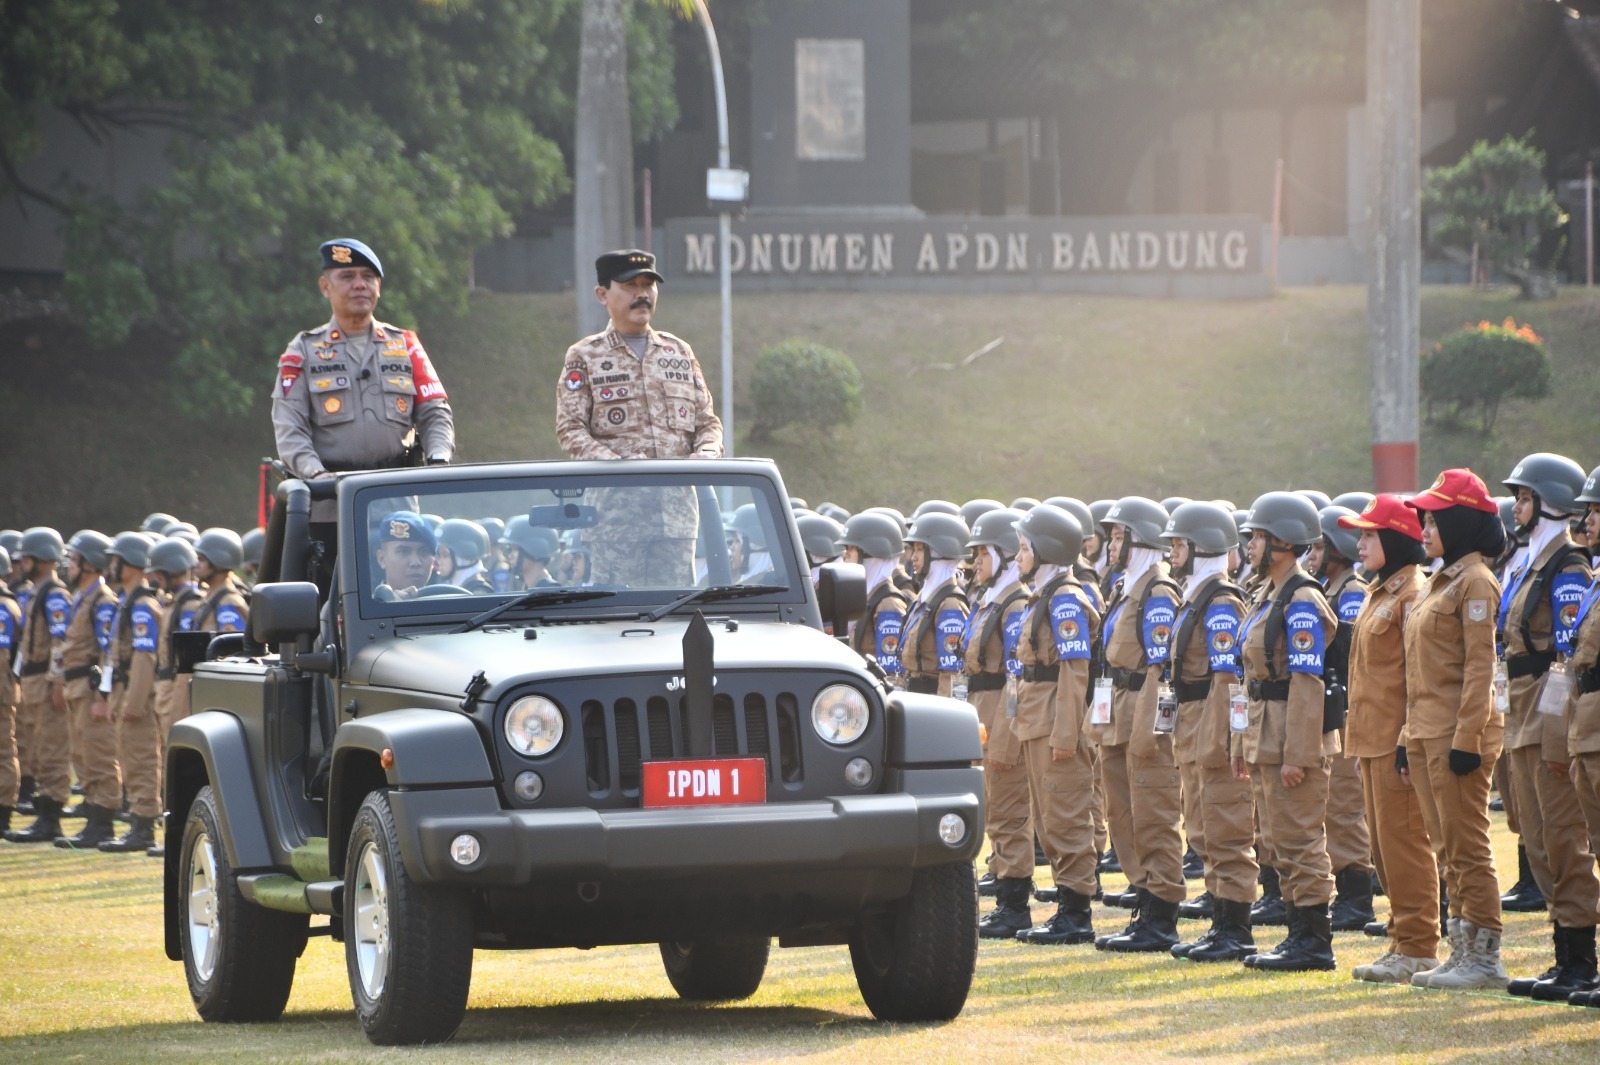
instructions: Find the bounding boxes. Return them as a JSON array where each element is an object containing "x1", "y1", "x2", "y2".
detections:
[
  {"x1": 952, "y1": 673, "x2": 970, "y2": 704},
  {"x1": 1229, "y1": 683, "x2": 1249, "y2": 733},
  {"x1": 1004, "y1": 675, "x2": 1019, "y2": 718},
  {"x1": 1090, "y1": 677, "x2": 1113, "y2": 725},
  {"x1": 1493, "y1": 659, "x2": 1509, "y2": 714},
  {"x1": 1154, "y1": 681, "x2": 1176, "y2": 734},
  {"x1": 1536, "y1": 662, "x2": 1574, "y2": 717}
]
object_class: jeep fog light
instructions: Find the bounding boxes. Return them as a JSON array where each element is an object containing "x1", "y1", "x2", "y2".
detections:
[
  {"x1": 450, "y1": 834, "x2": 481, "y2": 866},
  {"x1": 505, "y1": 696, "x2": 564, "y2": 757},
  {"x1": 514, "y1": 771, "x2": 544, "y2": 802},
  {"x1": 844, "y1": 757, "x2": 873, "y2": 788},
  {"x1": 938, "y1": 813, "x2": 966, "y2": 846},
  {"x1": 811, "y1": 684, "x2": 869, "y2": 745}
]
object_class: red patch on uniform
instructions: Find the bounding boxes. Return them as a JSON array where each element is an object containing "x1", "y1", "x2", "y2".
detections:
[
  {"x1": 1291, "y1": 631, "x2": 1314, "y2": 652},
  {"x1": 565, "y1": 370, "x2": 586, "y2": 391},
  {"x1": 1058, "y1": 618, "x2": 1080, "y2": 641},
  {"x1": 1151, "y1": 624, "x2": 1171, "y2": 645},
  {"x1": 882, "y1": 635, "x2": 900, "y2": 654},
  {"x1": 404, "y1": 331, "x2": 448, "y2": 403},
  {"x1": 1560, "y1": 604, "x2": 1579, "y2": 629},
  {"x1": 599, "y1": 388, "x2": 614, "y2": 401},
  {"x1": 1211, "y1": 631, "x2": 1234, "y2": 652}
]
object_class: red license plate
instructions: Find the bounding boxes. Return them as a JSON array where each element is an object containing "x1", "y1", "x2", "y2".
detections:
[{"x1": 641, "y1": 757, "x2": 766, "y2": 808}]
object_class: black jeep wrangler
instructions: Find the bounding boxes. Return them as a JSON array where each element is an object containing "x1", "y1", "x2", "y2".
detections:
[{"x1": 162, "y1": 459, "x2": 983, "y2": 1045}]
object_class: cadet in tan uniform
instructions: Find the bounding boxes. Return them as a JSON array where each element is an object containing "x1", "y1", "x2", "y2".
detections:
[
  {"x1": 0, "y1": 548, "x2": 21, "y2": 834},
  {"x1": 1309, "y1": 505, "x2": 1377, "y2": 932},
  {"x1": 1401, "y1": 469, "x2": 1509, "y2": 990},
  {"x1": 99, "y1": 532, "x2": 164, "y2": 853},
  {"x1": 273, "y1": 238, "x2": 455, "y2": 528},
  {"x1": 1566, "y1": 464, "x2": 1600, "y2": 1007},
  {"x1": 1008, "y1": 506, "x2": 1103, "y2": 946},
  {"x1": 1091, "y1": 497, "x2": 1186, "y2": 953},
  {"x1": 965, "y1": 509, "x2": 1035, "y2": 936},
  {"x1": 191, "y1": 530, "x2": 249, "y2": 638},
  {"x1": 1161, "y1": 502, "x2": 1256, "y2": 963},
  {"x1": 1338, "y1": 496, "x2": 1440, "y2": 984},
  {"x1": 836, "y1": 513, "x2": 911, "y2": 686},
  {"x1": 4, "y1": 528, "x2": 72, "y2": 844},
  {"x1": 53, "y1": 531, "x2": 120, "y2": 849},
  {"x1": 1497, "y1": 453, "x2": 1599, "y2": 1001},
  {"x1": 1233, "y1": 492, "x2": 1340, "y2": 972},
  {"x1": 899, "y1": 513, "x2": 970, "y2": 697},
  {"x1": 149, "y1": 538, "x2": 203, "y2": 746}
]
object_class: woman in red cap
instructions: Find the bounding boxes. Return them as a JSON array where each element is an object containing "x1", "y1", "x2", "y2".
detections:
[
  {"x1": 1338, "y1": 496, "x2": 1438, "y2": 984},
  {"x1": 1401, "y1": 469, "x2": 1509, "y2": 991}
]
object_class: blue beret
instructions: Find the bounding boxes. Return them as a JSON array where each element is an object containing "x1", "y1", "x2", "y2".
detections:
[
  {"x1": 320, "y1": 238, "x2": 383, "y2": 278},
  {"x1": 376, "y1": 511, "x2": 436, "y2": 551}
]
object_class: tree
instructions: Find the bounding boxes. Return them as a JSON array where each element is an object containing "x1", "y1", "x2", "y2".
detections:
[
  {"x1": 0, "y1": 0, "x2": 681, "y2": 416},
  {"x1": 1422, "y1": 133, "x2": 1565, "y2": 299},
  {"x1": 1420, "y1": 318, "x2": 1550, "y2": 433},
  {"x1": 747, "y1": 340, "x2": 862, "y2": 443}
]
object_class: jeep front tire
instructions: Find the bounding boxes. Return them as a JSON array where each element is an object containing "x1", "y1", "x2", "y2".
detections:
[{"x1": 848, "y1": 862, "x2": 978, "y2": 1021}]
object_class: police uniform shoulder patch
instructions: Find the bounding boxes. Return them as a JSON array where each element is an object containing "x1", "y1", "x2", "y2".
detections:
[
  {"x1": 131, "y1": 603, "x2": 159, "y2": 653},
  {"x1": 1283, "y1": 600, "x2": 1325, "y2": 674},
  {"x1": 564, "y1": 368, "x2": 586, "y2": 391},
  {"x1": 214, "y1": 602, "x2": 246, "y2": 634},
  {"x1": 1141, "y1": 594, "x2": 1177, "y2": 664},
  {"x1": 1465, "y1": 599, "x2": 1489, "y2": 623}
]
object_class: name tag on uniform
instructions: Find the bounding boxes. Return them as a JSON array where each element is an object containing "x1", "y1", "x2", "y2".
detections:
[
  {"x1": 1089, "y1": 677, "x2": 1113, "y2": 724},
  {"x1": 1229, "y1": 683, "x2": 1249, "y2": 733}
]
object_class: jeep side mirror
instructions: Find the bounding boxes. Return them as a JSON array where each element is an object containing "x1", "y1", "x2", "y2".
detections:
[
  {"x1": 817, "y1": 562, "x2": 866, "y2": 637},
  {"x1": 251, "y1": 582, "x2": 322, "y2": 643}
]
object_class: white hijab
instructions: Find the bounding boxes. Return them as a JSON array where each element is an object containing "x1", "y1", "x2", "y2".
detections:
[
  {"x1": 1184, "y1": 555, "x2": 1231, "y2": 601},
  {"x1": 984, "y1": 555, "x2": 1021, "y2": 606},
  {"x1": 862, "y1": 557, "x2": 900, "y2": 594},
  {"x1": 1121, "y1": 546, "x2": 1164, "y2": 593},
  {"x1": 918, "y1": 559, "x2": 962, "y2": 602}
]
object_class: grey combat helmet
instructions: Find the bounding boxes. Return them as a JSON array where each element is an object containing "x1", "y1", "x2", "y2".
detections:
[
  {"x1": 240, "y1": 527, "x2": 267, "y2": 569},
  {"x1": 18, "y1": 526, "x2": 65, "y2": 563},
  {"x1": 106, "y1": 531, "x2": 156, "y2": 570},
  {"x1": 1009, "y1": 496, "x2": 1040, "y2": 512},
  {"x1": 1318, "y1": 506, "x2": 1362, "y2": 563},
  {"x1": 1296, "y1": 489, "x2": 1332, "y2": 510},
  {"x1": 966, "y1": 508, "x2": 1024, "y2": 560},
  {"x1": 166, "y1": 522, "x2": 200, "y2": 546},
  {"x1": 836, "y1": 512, "x2": 904, "y2": 560},
  {"x1": 500, "y1": 517, "x2": 559, "y2": 562},
  {"x1": 148, "y1": 537, "x2": 200, "y2": 575},
  {"x1": 67, "y1": 529, "x2": 114, "y2": 571},
  {"x1": 1088, "y1": 500, "x2": 1116, "y2": 538},
  {"x1": 1104, "y1": 496, "x2": 1170, "y2": 549},
  {"x1": 789, "y1": 496, "x2": 809, "y2": 511},
  {"x1": 0, "y1": 530, "x2": 21, "y2": 557},
  {"x1": 1504, "y1": 452, "x2": 1587, "y2": 517},
  {"x1": 1576, "y1": 465, "x2": 1600, "y2": 506},
  {"x1": 0, "y1": 546, "x2": 9, "y2": 578},
  {"x1": 478, "y1": 517, "x2": 507, "y2": 545},
  {"x1": 1015, "y1": 504, "x2": 1084, "y2": 566},
  {"x1": 911, "y1": 499, "x2": 961, "y2": 520},
  {"x1": 1160, "y1": 496, "x2": 1192, "y2": 517},
  {"x1": 960, "y1": 498, "x2": 1005, "y2": 527},
  {"x1": 729, "y1": 504, "x2": 769, "y2": 551},
  {"x1": 436, "y1": 519, "x2": 491, "y2": 566},
  {"x1": 1043, "y1": 497, "x2": 1096, "y2": 546},
  {"x1": 1331, "y1": 492, "x2": 1375, "y2": 514},
  {"x1": 142, "y1": 512, "x2": 178, "y2": 534},
  {"x1": 195, "y1": 528, "x2": 244, "y2": 571},
  {"x1": 795, "y1": 513, "x2": 845, "y2": 562},
  {"x1": 903, "y1": 512, "x2": 971, "y2": 561},
  {"x1": 861, "y1": 506, "x2": 908, "y2": 537},
  {"x1": 1161, "y1": 501, "x2": 1239, "y2": 557},
  {"x1": 1242, "y1": 492, "x2": 1321, "y2": 547},
  {"x1": 816, "y1": 502, "x2": 851, "y2": 524}
]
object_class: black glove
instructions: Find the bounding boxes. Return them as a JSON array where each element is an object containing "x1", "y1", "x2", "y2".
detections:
[
  {"x1": 1394, "y1": 746, "x2": 1408, "y2": 773},
  {"x1": 1448, "y1": 748, "x2": 1482, "y2": 776}
]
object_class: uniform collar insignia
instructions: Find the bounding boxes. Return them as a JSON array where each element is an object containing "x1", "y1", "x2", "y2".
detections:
[
  {"x1": 1443, "y1": 561, "x2": 1465, "y2": 577},
  {"x1": 1383, "y1": 571, "x2": 1410, "y2": 593}
]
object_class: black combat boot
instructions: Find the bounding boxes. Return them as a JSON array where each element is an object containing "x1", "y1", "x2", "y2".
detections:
[
  {"x1": 1015, "y1": 889, "x2": 1095, "y2": 945},
  {"x1": 15, "y1": 775, "x2": 37, "y2": 815},
  {"x1": 1185, "y1": 898, "x2": 1258, "y2": 963},
  {"x1": 1034, "y1": 884, "x2": 1058, "y2": 903},
  {"x1": 99, "y1": 814, "x2": 157, "y2": 854},
  {"x1": 1244, "y1": 904, "x2": 1302, "y2": 968},
  {"x1": 0, "y1": 805, "x2": 11, "y2": 835},
  {"x1": 1103, "y1": 886, "x2": 1139, "y2": 909},
  {"x1": 55, "y1": 803, "x2": 116, "y2": 849},
  {"x1": 5, "y1": 795, "x2": 63, "y2": 843},
  {"x1": 1330, "y1": 865, "x2": 1376, "y2": 931},
  {"x1": 1531, "y1": 925, "x2": 1599, "y2": 1002},
  {"x1": 1509, "y1": 924, "x2": 1567, "y2": 997},
  {"x1": 1096, "y1": 891, "x2": 1144, "y2": 948},
  {"x1": 1177, "y1": 890, "x2": 1214, "y2": 921},
  {"x1": 1183, "y1": 846, "x2": 1204, "y2": 880},
  {"x1": 979, "y1": 877, "x2": 1035, "y2": 939},
  {"x1": 1172, "y1": 910, "x2": 1220, "y2": 959},
  {"x1": 1371, "y1": 870, "x2": 1385, "y2": 897},
  {"x1": 1364, "y1": 919, "x2": 1390, "y2": 938},
  {"x1": 1248, "y1": 904, "x2": 1335, "y2": 972},
  {"x1": 978, "y1": 871, "x2": 999, "y2": 897},
  {"x1": 1034, "y1": 836, "x2": 1048, "y2": 866},
  {"x1": 1250, "y1": 865, "x2": 1287, "y2": 926},
  {"x1": 1500, "y1": 844, "x2": 1547, "y2": 912},
  {"x1": 1102, "y1": 892, "x2": 1180, "y2": 953},
  {"x1": 1098, "y1": 845, "x2": 1122, "y2": 874}
]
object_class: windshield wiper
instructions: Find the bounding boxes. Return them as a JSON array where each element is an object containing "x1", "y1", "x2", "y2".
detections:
[
  {"x1": 643, "y1": 585, "x2": 789, "y2": 623},
  {"x1": 452, "y1": 589, "x2": 616, "y2": 634}
]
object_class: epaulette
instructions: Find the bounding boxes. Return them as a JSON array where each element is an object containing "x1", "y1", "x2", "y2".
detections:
[
  {"x1": 1443, "y1": 560, "x2": 1466, "y2": 578},
  {"x1": 300, "y1": 322, "x2": 330, "y2": 338}
]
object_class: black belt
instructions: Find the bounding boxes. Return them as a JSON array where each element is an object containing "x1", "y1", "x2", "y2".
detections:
[
  {"x1": 324, "y1": 454, "x2": 408, "y2": 473},
  {"x1": 19, "y1": 660, "x2": 48, "y2": 677},
  {"x1": 1505, "y1": 651, "x2": 1556, "y2": 681},
  {"x1": 906, "y1": 676, "x2": 938, "y2": 695},
  {"x1": 156, "y1": 666, "x2": 176, "y2": 681},
  {"x1": 1248, "y1": 678, "x2": 1291, "y2": 701},
  {"x1": 969, "y1": 673, "x2": 1007, "y2": 693},
  {"x1": 1021, "y1": 663, "x2": 1059, "y2": 683},
  {"x1": 1109, "y1": 666, "x2": 1146, "y2": 692},
  {"x1": 62, "y1": 664, "x2": 100, "y2": 683},
  {"x1": 1174, "y1": 676, "x2": 1214, "y2": 703},
  {"x1": 1578, "y1": 665, "x2": 1600, "y2": 695}
]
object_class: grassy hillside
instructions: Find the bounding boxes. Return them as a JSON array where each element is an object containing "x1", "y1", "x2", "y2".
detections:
[{"x1": 3, "y1": 285, "x2": 1598, "y2": 533}]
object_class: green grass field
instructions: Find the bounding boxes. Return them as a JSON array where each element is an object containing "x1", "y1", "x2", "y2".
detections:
[
  {"x1": 2, "y1": 812, "x2": 1595, "y2": 1063},
  {"x1": 3, "y1": 285, "x2": 1598, "y2": 532}
]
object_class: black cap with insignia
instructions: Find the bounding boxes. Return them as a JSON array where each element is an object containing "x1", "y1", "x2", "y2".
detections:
[
  {"x1": 596, "y1": 248, "x2": 663, "y2": 287},
  {"x1": 320, "y1": 238, "x2": 383, "y2": 278}
]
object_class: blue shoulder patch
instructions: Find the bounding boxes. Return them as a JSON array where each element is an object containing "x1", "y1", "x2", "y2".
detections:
[
  {"x1": 178, "y1": 603, "x2": 200, "y2": 632},
  {"x1": 1204, "y1": 602, "x2": 1241, "y2": 673},
  {"x1": 935, "y1": 607, "x2": 966, "y2": 673},
  {"x1": 875, "y1": 609, "x2": 904, "y2": 675},
  {"x1": 45, "y1": 589, "x2": 72, "y2": 640},
  {"x1": 0, "y1": 605, "x2": 15, "y2": 650},
  {"x1": 1142, "y1": 594, "x2": 1177, "y2": 664},
  {"x1": 1002, "y1": 609, "x2": 1025, "y2": 677},
  {"x1": 214, "y1": 603, "x2": 246, "y2": 634},
  {"x1": 1050, "y1": 592, "x2": 1092, "y2": 661},
  {"x1": 130, "y1": 603, "x2": 159, "y2": 654},
  {"x1": 1284, "y1": 600, "x2": 1325, "y2": 675},
  {"x1": 1552, "y1": 572, "x2": 1587, "y2": 656},
  {"x1": 94, "y1": 601, "x2": 117, "y2": 651},
  {"x1": 1082, "y1": 581, "x2": 1104, "y2": 612},
  {"x1": 1337, "y1": 587, "x2": 1366, "y2": 624}
]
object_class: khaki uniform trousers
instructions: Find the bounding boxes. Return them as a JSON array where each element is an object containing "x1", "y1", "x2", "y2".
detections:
[
  {"x1": 1250, "y1": 759, "x2": 1334, "y2": 907},
  {"x1": 1022, "y1": 736, "x2": 1098, "y2": 898},
  {"x1": 154, "y1": 676, "x2": 191, "y2": 740},
  {"x1": 1574, "y1": 755, "x2": 1600, "y2": 866},
  {"x1": 1100, "y1": 742, "x2": 1140, "y2": 887},
  {"x1": 1091, "y1": 747, "x2": 1108, "y2": 855},
  {"x1": 1507, "y1": 744, "x2": 1600, "y2": 929},
  {"x1": 1121, "y1": 749, "x2": 1185, "y2": 904},
  {"x1": 1361, "y1": 754, "x2": 1440, "y2": 957},
  {"x1": 69, "y1": 691, "x2": 121, "y2": 810},
  {"x1": 985, "y1": 756, "x2": 1033, "y2": 879},
  {"x1": 0, "y1": 691, "x2": 18, "y2": 806},
  {"x1": 1187, "y1": 761, "x2": 1257, "y2": 905},
  {"x1": 1325, "y1": 753, "x2": 1373, "y2": 874},
  {"x1": 25, "y1": 679, "x2": 71, "y2": 804},
  {"x1": 1496, "y1": 756, "x2": 1520, "y2": 836},
  {"x1": 1410, "y1": 733, "x2": 1503, "y2": 932},
  {"x1": 115, "y1": 695, "x2": 163, "y2": 820}
]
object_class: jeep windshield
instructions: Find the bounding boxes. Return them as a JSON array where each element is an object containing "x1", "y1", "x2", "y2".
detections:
[{"x1": 351, "y1": 469, "x2": 807, "y2": 618}]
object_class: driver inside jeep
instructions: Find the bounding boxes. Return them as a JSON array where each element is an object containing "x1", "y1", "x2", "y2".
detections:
[{"x1": 372, "y1": 511, "x2": 438, "y2": 599}]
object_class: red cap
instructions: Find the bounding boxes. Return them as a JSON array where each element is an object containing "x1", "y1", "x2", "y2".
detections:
[
  {"x1": 1405, "y1": 469, "x2": 1498, "y2": 514},
  {"x1": 1339, "y1": 493, "x2": 1423, "y2": 540}
]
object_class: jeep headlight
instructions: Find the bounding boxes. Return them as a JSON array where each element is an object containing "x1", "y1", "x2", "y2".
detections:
[
  {"x1": 504, "y1": 695, "x2": 564, "y2": 757},
  {"x1": 811, "y1": 684, "x2": 869, "y2": 745}
]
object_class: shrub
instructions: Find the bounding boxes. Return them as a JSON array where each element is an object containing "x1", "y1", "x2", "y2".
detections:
[
  {"x1": 748, "y1": 339, "x2": 863, "y2": 442},
  {"x1": 1420, "y1": 317, "x2": 1551, "y2": 433}
]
